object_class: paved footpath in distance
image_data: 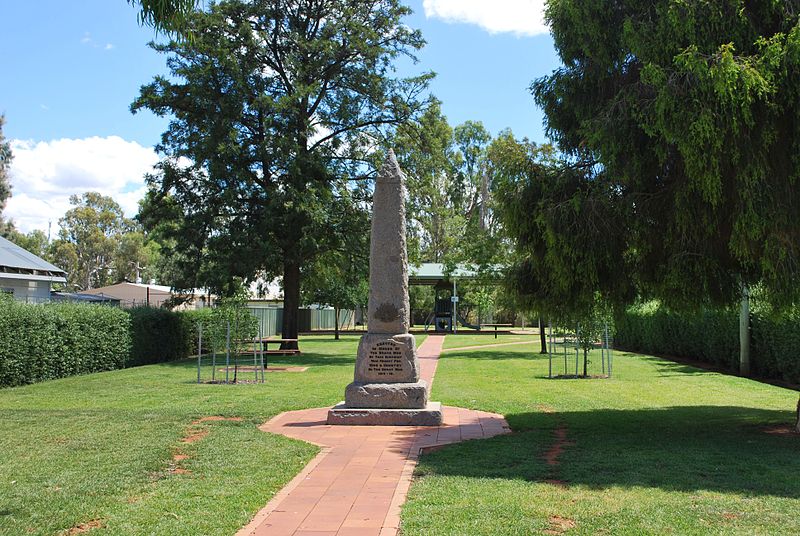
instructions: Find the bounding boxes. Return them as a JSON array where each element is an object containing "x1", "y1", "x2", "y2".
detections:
[{"x1": 237, "y1": 334, "x2": 511, "y2": 536}]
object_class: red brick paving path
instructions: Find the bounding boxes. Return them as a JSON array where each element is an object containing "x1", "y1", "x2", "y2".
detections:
[{"x1": 237, "y1": 334, "x2": 511, "y2": 536}]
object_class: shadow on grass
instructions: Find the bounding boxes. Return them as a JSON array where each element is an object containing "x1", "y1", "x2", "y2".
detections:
[
  {"x1": 636, "y1": 355, "x2": 718, "y2": 377},
  {"x1": 156, "y1": 352, "x2": 356, "y2": 369},
  {"x1": 416, "y1": 405, "x2": 800, "y2": 498},
  {"x1": 442, "y1": 349, "x2": 543, "y2": 361}
]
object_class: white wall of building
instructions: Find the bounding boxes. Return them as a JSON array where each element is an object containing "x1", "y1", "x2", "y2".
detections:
[{"x1": 0, "y1": 277, "x2": 52, "y2": 303}]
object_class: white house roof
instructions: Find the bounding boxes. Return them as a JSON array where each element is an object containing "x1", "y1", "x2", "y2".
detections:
[{"x1": 0, "y1": 236, "x2": 67, "y2": 283}]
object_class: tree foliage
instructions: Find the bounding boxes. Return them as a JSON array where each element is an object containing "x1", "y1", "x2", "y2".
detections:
[
  {"x1": 0, "y1": 115, "x2": 14, "y2": 237},
  {"x1": 52, "y1": 192, "x2": 159, "y2": 291},
  {"x1": 301, "y1": 187, "x2": 370, "y2": 339},
  {"x1": 510, "y1": 0, "x2": 800, "y2": 314},
  {"x1": 128, "y1": 0, "x2": 199, "y2": 34},
  {"x1": 133, "y1": 0, "x2": 430, "y2": 346}
]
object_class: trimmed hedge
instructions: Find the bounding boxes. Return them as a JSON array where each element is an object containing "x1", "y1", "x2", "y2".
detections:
[
  {"x1": 750, "y1": 312, "x2": 800, "y2": 385},
  {"x1": 0, "y1": 298, "x2": 258, "y2": 387},
  {"x1": 616, "y1": 303, "x2": 800, "y2": 385},
  {"x1": 128, "y1": 306, "x2": 193, "y2": 367},
  {"x1": 0, "y1": 297, "x2": 130, "y2": 387}
]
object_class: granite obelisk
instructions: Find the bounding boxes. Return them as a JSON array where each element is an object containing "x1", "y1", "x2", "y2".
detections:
[{"x1": 327, "y1": 151, "x2": 442, "y2": 426}]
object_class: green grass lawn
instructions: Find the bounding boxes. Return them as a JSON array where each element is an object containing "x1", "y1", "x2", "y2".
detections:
[
  {"x1": 403, "y1": 344, "x2": 800, "y2": 535},
  {"x1": 3, "y1": 333, "x2": 797, "y2": 535},
  {"x1": 0, "y1": 334, "x2": 429, "y2": 536},
  {"x1": 442, "y1": 333, "x2": 538, "y2": 350}
]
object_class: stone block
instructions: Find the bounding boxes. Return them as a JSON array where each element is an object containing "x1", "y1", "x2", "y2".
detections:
[
  {"x1": 344, "y1": 380, "x2": 428, "y2": 409},
  {"x1": 354, "y1": 333, "x2": 418, "y2": 383},
  {"x1": 326, "y1": 402, "x2": 443, "y2": 426}
]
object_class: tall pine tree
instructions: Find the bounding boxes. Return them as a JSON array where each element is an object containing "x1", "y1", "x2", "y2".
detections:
[{"x1": 133, "y1": 0, "x2": 431, "y2": 347}]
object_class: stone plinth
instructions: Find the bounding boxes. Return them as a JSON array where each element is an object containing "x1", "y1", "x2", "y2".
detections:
[
  {"x1": 327, "y1": 402, "x2": 443, "y2": 426},
  {"x1": 344, "y1": 380, "x2": 428, "y2": 409}
]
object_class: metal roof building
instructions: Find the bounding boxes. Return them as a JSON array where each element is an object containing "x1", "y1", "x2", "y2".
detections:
[{"x1": 0, "y1": 235, "x2": 67, "y2": 303}]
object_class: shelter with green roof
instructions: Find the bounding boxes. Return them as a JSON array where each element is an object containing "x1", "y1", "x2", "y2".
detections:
[{"x1": 408, "y1": 263, "x2": 487, "y2": 333}]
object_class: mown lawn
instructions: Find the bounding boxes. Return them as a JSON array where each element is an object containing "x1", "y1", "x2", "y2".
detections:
[
  {"x1": 0, "y1": 334, "x2": 427, "y2": 536},
  {"x1": 441, "y1": 332, "x2": 538, "y2": 350},
  {"x1": 403, "y1": 344, "x2": 800, "y2": 535}
]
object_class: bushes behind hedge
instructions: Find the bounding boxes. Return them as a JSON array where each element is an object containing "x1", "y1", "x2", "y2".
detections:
[
  {"x1": 616, "y1": 303, "x2": 800, "y2": 385},
  {"x1": 0, "y1": 297, "x2": 130, "y2": 387}
]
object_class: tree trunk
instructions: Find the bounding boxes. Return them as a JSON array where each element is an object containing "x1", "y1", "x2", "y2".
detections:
[
  {"x1": 539, "y1": 317, "x2": 547, "y2": 354},
  {"x1": 583, "y1": 348, "x2": 589, "y2": 377},
  {"x1": 740, "y1": 283, "x2": 751, "y2": 376},
  {"x1": 334, "y1": 306, "x2": 340, "y2": 340},
  {"x1": 795, "y1": 396, "x2": 800, "y2": 434},
  {"x1": 280, "y1": 260, "x2": 301, "y2": 351}
]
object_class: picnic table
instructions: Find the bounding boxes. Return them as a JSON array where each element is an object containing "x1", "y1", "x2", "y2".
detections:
[
  {"x1": 481, "y1": 324, "x2": 514, "y2": 339},
  {"x1": 232, "y1": 337, "x2": 300, "y2": 370},
  {"x1": 257, "y1": 338, "x2": 300, "y2": 355},
  {"x1": 233, "y1": 338, "x2": 300, "y2": 354}
]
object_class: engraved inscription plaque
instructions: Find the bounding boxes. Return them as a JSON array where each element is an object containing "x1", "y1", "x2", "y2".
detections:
[{"x1": 366, "y1": 340, "x2": 404, "y2": 378}]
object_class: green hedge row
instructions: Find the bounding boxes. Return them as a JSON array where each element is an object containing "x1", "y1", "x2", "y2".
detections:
[
  {"x1": 0, "y1": 298, "x2": 219, "y2": 388},
  {"x1": 615, "y1": 303, "x2": 800, "y2": 384},
  {"x1": 0, "y1": 297, "x2": 130, "y2": 387}
]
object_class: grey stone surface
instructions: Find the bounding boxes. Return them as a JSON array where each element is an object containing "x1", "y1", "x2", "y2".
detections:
[
  {"x1": 345, "y1": 380, "x2": 428, "y2": 409},
  {"x1": 327, "y1": 402, "x2": 443, "y2": 426},
  {"x1": 330, "y1": 151, "x2": 441, "y2": 426},
  {"x1": 367, "y1": 150, "x2": 411, "y2": 335},
  {"x1": 354, "y1": 333, "x2": 418, "y2": 383}
]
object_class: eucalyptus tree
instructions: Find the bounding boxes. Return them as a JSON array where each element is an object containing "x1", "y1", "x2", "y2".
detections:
[
  {"x1": 50, "y1": 192, "x2": 156, "y2": 290},
  {"x1": 0, "y1": 115, "x2": 13, "y2": 237},
  {"x1": 393, "y1": 100, "x2": 461, "y2": 263},
  {"x1": 133, "y1": 0, "x2": 430, "y2": 347}
]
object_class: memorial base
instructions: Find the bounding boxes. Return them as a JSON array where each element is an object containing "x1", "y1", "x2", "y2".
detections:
[
  {"x1": 327, "y1": 401, "x2": 443, "y2": 426},
  {"x1": 345, "y1": 380, "x2": 428, "y2": 409}
]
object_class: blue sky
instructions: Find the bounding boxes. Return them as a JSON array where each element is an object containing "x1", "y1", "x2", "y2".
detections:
[{"x1": 1, "y1": 0, "x2": 560, "y2": 232}]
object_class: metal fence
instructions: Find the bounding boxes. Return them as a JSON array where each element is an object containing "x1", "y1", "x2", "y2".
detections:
[{"x1": 246, "y1": 306, "x2": 355, "y2": 335}]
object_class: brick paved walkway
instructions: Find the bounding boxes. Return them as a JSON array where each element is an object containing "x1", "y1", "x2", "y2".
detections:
[{"x1": 237, "y1": 335, "x2": 510, "y2": 536}]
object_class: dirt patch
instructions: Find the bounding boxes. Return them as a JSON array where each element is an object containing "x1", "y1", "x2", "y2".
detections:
[
  {"x1": 762, "y1": 424, "x2": 800, "y2": 436},
  {"x1": 172, "y1": 454, "x2": 190, "y2": 461},
  {"x1": 64, "y1": 519, "x2": 104, "y2": 535},
  {"x1": 170, "y1": 467, "x2": 192, "y2": 475},
  {"x1": 181, "y1": 429, "x2": 209, "y2": 444},
  {"x1": 267, "y1": 366, "x2": 309, "y2": 373},
  {"x1": 216, "y1": 366, "x2": 309, "y2": 373},
  {"x1": 541, "y1": 415, "x2": 575, "y2": 488},
  {"x1": 537, "y1": 404, "x2": 557, "y2": 414},
  {"x1": 722, "y1": 512, "x2": 740, "y2": 520},
  {"x1": 192, "y1": 416, "x2": 243, "y2": 424},
  {"x1": 543, "y1": 515, "x2": 576, "y2": 534},
  {"x1": 544, "y1": 426, "x2": 573, "y2": 466}
]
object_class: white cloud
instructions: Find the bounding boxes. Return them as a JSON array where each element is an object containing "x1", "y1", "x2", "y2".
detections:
[
  {"x1": 422, "y1": 0, "x2": 548, "y2": 37},
  {"x1": 5, "y1": 136, "x2": 159, "y2": 233},
  {"x1": 80, "y1": 32, "x2": 114, "y2": 51}
]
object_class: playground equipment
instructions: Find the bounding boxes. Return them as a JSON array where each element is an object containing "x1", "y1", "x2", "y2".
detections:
[
  {"x1": 546, "y1": 320, "x2": 614, "y2": 379},
  {"x1": 410, "y1": 263, "x2": 494, "y2": 333},
  {"x1": 195, "y1": 320, "x2": 266, "y2": 384}
]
